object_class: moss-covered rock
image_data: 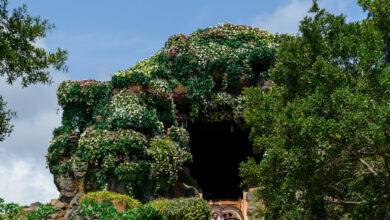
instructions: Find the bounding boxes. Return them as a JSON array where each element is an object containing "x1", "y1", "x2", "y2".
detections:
[{"x1": 46, "y1": 23, "x2": 290, "y2": 204}]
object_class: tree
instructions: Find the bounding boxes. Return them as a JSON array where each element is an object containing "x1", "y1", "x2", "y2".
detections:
[
  {"x1": 358, "y1": 0, "x2": 390, "y2": 62},
  {"x1": 0, "y1": 0, "x2": 67, "y2": 141},
  {"x1": 240, "y1": 0, "x2": 390, "y2": 218}
]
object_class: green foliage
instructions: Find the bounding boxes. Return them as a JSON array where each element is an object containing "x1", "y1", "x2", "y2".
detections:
[
  {"x1": 0, "y1": 0, "x2": 67, "y2": 142},
  {"x1": 0, "y1": 198, "x2": 20, "y2": 220},
  {"x1": 46, "y1": 132, "x2": 74, "y2": 174},
  {"x1": 26, "y1": 204, "x2": 55, "y2": 220},
  {"x1": 240, "y1": 1, "x2": 390, "y2": 219},
  {"x1": 0, "y1": 0, "x2": 67, "y2": 87},
  {"x1": 79, "y1": 192, "x2": 155, "y2": 219},
  {"x1": 199, "y1": 92, "x2": 246, "y2": 122},
  {"x1": 167, "y1": 126, "x2": 190, "y2": 147},
  {"x1": 151, "y1": 197, "x2": 211, "y2": 220},
  {"x1": 108, "y1": 91, "x2": 163, "y2": 133},
  {"x1": 0, "y1": 198, "x2": 55, "y2": 220},
  {"x1": 358, "y1": 0, "x2": 390, "y2": 62},
  {"x1": 149, "y1": 138, "x2": 192, "y2": 188},
  {"x1": 0, "y1": 96, "x2": 14, "y2": 142},
  {"x1": 75, "y1": 130, "x2": 150, "y2": 194},
  {"x1": 113, "y1": 23, "x2": 279, "y2": 119},
  {"x1": 78, "y1": 200, "x2": 158, "y2": 220},
  {"x1": 112, "y1": 58, "x2": 158, "y2": 87},
  {"x1": 57, "y1": 80, "x2": 112, "y2": 132},
  {"x1": 78, "y1": 200, "x2": 121, "y2": 220},
  {"x1": 57, "y1": 80, "x2": 110, "y2": 107},
  {"x1": 80, "y1": 191, "x2": 142, "y2": 209}
]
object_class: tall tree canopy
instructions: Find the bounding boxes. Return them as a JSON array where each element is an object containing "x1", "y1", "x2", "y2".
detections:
[
  {"x1": 240, "y1": 0, "x2": 390, "y2": 219},
  {"x1": 0, "y1": 0, "x2": 67, "y2": 141}
]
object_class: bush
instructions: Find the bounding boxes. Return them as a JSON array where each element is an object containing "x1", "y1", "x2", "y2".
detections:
[
  {"x1": 26, "y1": 204, "x2": 56, "y2": 220},
  {"x1": 78, "y1": 200, "x2": 159, "y2": 220},
  {"x1": 151, "y1": 197, "x2": 211, "y2": 220},
  {"x1": 0, "y1": 198, "x2": 55, "y2": 220},
  {"x1": 108, "y1": 91, "x2": 163, "y2": 133},
  {"x1": 149, "y1": 138, "x2": 192, "y2": 187},
  {"x1": 80, "y1": 191, "x2": 141, "y2": 210}
]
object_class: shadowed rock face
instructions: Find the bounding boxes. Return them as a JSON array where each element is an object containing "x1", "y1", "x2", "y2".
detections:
[{"x1": 54, "y1": 173, "x2": 77, "y2": 203}]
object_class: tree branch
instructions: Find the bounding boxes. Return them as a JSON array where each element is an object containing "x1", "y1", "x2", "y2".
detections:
[
  {"x1": 359, "y1": 158, "x2": 377, "y2": 176},
  {"x1": 326, "y1": 199, "x2": 362, "y2": 205}
]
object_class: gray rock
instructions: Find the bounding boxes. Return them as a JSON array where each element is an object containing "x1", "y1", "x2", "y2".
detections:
[
  {"x1": 50, "y1": 199, "x2": 68, "y2": 211},
  {"x1": 247, "y1": 205, "x2": 257, "y2": 216},
  {"x1": 54, "y1": 172, "x2": 77, "y2": 203},
  {"x1": 72, "y1": 160, "x2": 88, "y2": 179},
  {"x1": 246, "y1": 191, "x2": 255, "y2": 202},
  {"x1": 24, "y1": 202, "x2": 41, "y2": 211},
  {"x1": 69, "y1": 191, "x2": 84, "y2": 209},
  {"x1": 65, "y1": 207, "x2": 83, "y2": 220}
]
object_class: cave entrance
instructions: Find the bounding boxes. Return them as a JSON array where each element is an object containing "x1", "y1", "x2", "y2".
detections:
[{"x1": 187, "y1": 121, "x2": 253, "y2": 200}]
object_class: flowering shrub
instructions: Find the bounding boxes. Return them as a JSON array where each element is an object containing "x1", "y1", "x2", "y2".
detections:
[
  {"x1": 148, "y1": 79, "x2": 178, "y2": 125},
  {"x1": 77, "y1": 129, "x2": 147, "y2": 159},
  {"x1": 112, "y1": 58, "x2": 158, "y2": 87},
  {"x1": 75, "y1": 129, "x2": 149, "y2": 193},
  {"x1": 56, "y1": 80, "x2": 112, "y2": 132},
  {"x1": 167, "y1": 126, "x2": 190, "y2": 147},
  {"x1": 149, "y1": 138, "x2": 192, "y2": 187},
  {"x1": 199, "y1": 92, "x2": 235, "y2": 122},
  {"x1": 46, "y1": 132, "x2": 74, "y2": 174},
  {"x1": 233, "y1": 94, "x2": 248, "y2": 120},
  {"x1": 149, "y1": 79, "x2": 173, "y2": 102},
  {"x1": 57, "y1": 79, "x2": 110, "y2": 107},
  {"x1": 155, "y1": 23, "x2": 277, "y2": 118},
  {"x1": 108, "y1": 91, "x2": 163, "y2": 133},
  {"x1": 109, "y1": 23, "x2": 281, "y2": 120}
]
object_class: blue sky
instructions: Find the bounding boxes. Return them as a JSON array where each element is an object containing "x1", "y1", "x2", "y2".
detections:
[
  {"x1": 9, "y1": 0, "x2": 366, "y2": 80},
  {"x1": 1, "y1": 0, "x2": 365, "y2": 205}
]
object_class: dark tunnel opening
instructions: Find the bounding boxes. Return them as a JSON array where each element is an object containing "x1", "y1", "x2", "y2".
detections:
[{"x1": 186, "y1": 121, "x2": 254, "y2": 200}]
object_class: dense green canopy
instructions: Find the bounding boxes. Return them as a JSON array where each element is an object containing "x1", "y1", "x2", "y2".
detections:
[{"x1": 240, "y1": 1, "x2": 390, "y2": 219}]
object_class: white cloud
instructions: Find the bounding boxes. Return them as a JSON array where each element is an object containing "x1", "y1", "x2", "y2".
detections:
[
  {"x1": 0, "y1": 71, "x2": 68, "y2": 159},
  {"x1": 252, "y1": 0, "x2": 364, "y2": 35},
  {"x1": 0, "y1": 38, "x2": 69, "y2": 205},
  {"x1": 0, "y1": 158, "x2": 58, "y2": 205},
  {"x1": 252, "y1": 0, "x2": 311, "y2": 34}
]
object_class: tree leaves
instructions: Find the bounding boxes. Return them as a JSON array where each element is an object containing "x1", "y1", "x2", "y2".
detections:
[{"x1": 240, "y1": 1, "x2": 390, "y2": 218}]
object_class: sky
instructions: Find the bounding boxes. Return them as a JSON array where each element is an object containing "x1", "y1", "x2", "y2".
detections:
[{"x1": 0, "y1": 0, "x2": 366, "y2": 205}]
